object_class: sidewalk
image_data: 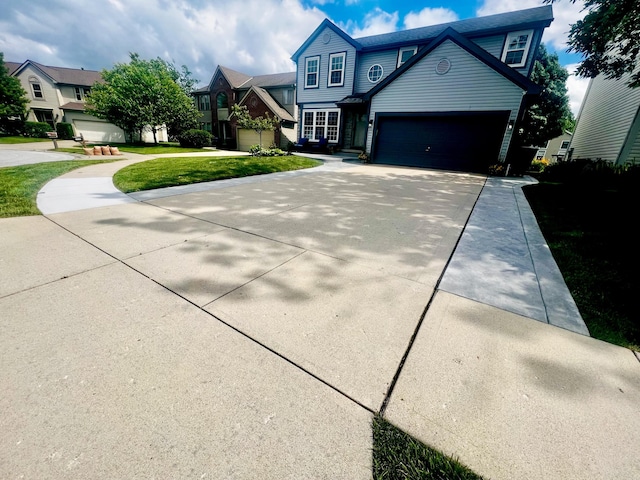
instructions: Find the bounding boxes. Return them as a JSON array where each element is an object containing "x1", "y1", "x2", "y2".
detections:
[{"x1": 1, "y1": 147, "x2": 638, "y2": 479}]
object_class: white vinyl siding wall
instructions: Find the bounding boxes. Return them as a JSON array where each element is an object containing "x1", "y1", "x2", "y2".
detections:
[
  {"x1": 367, "y1": 40, "x2": 525, "y2": 161},
  {"x1": 570, "y1": 73, "x2": 640, "y2": 164},
  {"x1": 296, "y1": 27, "x2": 356, "y2": 104}
]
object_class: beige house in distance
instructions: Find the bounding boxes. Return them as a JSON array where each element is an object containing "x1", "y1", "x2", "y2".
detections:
[{"x1": 7, "y1": 59, "x2": 167, "y2": 143}]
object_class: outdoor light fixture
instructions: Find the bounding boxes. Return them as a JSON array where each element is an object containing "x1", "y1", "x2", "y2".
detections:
[{"x1": 508, "y1": 120, "x2": 514, "y2": 130}]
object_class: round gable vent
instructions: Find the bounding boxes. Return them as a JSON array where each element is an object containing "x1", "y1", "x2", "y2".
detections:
[
  {"x1": 322, "y1": 32, "x2": 331, "y2": 44},
  {"x1": 436, "y1": 58, "x2": 451, "y2": 75}
]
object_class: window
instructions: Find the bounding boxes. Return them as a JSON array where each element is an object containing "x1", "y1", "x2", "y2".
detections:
[
  {"x1": 305, "y1": 56, "x2": 320, "y2": 88},
  {"x1": 301, "y1": 109, "x2": 340, "y2": 142},
  {"x1": 397, "y1": 47, "x2": 417, "y2": 67},
  {"x1": 217, "y1": 92, "x2": 228, "y2": 108},
  {"x1": 368, "y1": 64, "x2": 383, "y2": 83},
  {"x1": 282, "y1": 88, "x2": 294, "y2": 104},
  {"x1": 75, "y1": 87, "x2": 82, "y2": 100},
  {"x1": 560, "y1": 140, "x2": 570, "y2": 149},
  {"x1": 198, "y1": 95, "x2": 210, "y2": 111},
  {"x1": 83, "y1": 87, "x2": 91, "y2": 97},
  {"x1": 328, "y1": 52, "x2": 345, "y2": 87},
  {"x1": 28, "y1": 76, "x2": 43, "y2": 99},
  {"x1": 501, "y1": 30, "x2": 533, "y2": 67}
]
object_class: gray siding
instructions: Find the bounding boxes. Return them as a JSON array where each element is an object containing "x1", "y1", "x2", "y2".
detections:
[
  {"x1": 354, "y1": 50, "x2": 398, "y2": 94},
  {"x1": 368, "y1": 40, "x2": 525, "y2": 161},
  {"x1": 570, "y1": 73, "x2": 640, "y2": 163},
  {"x1": 470, "y1": 34, "x2": 504, "y2": 58},
  {"x1": 296, "y1": 26, "x2": 357, "y2": 105}
]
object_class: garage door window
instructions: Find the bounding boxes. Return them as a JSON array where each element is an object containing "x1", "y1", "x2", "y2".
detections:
[{"x1": 302, "y1": 110, "x2": 340, "y2": 142}]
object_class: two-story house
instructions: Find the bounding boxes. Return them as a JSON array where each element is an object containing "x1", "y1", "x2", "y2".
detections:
[
  {"x1": 291, "y1": 5, "x2": 553, "y2": 173},
  {"x1": 8, "y1": 59, "x2": 167, "y2": 143},
  {"x1": 206, "y1": 65, "x2": 297, "y2": 150}
]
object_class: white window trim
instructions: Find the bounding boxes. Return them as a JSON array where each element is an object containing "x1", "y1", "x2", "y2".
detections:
[
  {"x1": 501, "y1": 30, "x2": 533, "y2": 68},
  {"x1": 328, "y1": 52, "x2": 346, "y2": 87},
  {"x1": 301, "y1": 109, "x2": 340, "y2": 143},
  {"x1": 305, "y1": 56, "x2": 320, "y2": 89},
  {"x1": 397, "y1": 46, "x2": 417, "y2": 68},
  {"x1": 368, "y1": 64, "x2": 384, "y2": 83}
]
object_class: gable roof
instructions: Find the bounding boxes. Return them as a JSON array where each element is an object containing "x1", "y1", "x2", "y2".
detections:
[
  {"x1": 364, "y1": 27, "x2": 541, "y2": 101},
  {"x1": 239, "y1": 86, "x2": 296, "y2": 123},
  {"x1": 292, "y1": 6, "x2": 552, "y2": 60},
  {"x1": 291, "y1": 18, "x2": 362, "y2": 61},
  {"x1": 11, "y1": 60, "x2": 102, "y2": 86},
  {"x1": 357, "y1": 6, "x2": 552, "y2": 51},
  {"x1": 211, "y1": 65, "x2": 295, "y2": 90},
  {"x1": 4, "y1": 61, "x2": 22, "y2": 75}
]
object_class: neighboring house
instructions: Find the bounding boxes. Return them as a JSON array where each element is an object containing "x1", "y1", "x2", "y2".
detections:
[
  {"x1": 192, "y1": 86, "x2": 213, "y2": 135},
  {"x1": 535, "y1": 131, "x2": 572, "y2": 162},
  {"x1": 8, "y1": 59, "x2": 167, "y2": 143},
  {"x1": 206, "y1": 65, "x2": 297, "y2": 150},
  {"x1": 569, "y1": 71, "x2": 640, "y2": 165},
  {"x1": 291, "y1": 5, "x2": 553, "y2": 172}
]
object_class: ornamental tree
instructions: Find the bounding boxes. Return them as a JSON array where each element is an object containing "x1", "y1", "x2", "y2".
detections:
[{"x1": 231, "y1": 103, "x2": 279, "y2": 148}]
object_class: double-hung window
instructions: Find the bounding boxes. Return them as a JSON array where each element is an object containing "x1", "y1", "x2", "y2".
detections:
[
  {"x1": 305, "y1": 56, "x2": 320, "y2": 88},
  {"x1": 501, "y1": 30, "x2": 533, "y2": 67},
  {"x1": 328, "y1": 52, "x2": 345, "y2": 87},
  {"x1": 302, "y1": 109, "x2": 340, "y2": 142},
  {"x1": 29, "y1": 76, "x2": 43, "y2": 99}
]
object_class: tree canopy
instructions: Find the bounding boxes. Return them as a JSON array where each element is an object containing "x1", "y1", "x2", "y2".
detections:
[
  {"x1": 86, "y1": 53, "x2": 201, "y2": 143},
  {"x1": 0, "y1": 52, "x2": 28, "y2": 132},
  {"x1": 519, "y1": 44, "x2": 574, "y2": 147},
  {"x1": 548, "y1": 0, "x2": 640, "y2": 87}
]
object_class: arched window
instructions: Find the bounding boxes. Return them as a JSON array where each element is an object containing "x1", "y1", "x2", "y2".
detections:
[{"x1": 28, "y1": 75, "x2": 44, "y2": 99}]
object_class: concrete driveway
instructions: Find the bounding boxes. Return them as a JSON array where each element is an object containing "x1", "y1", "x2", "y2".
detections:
[{"x1": 1, "y1": 160, "x2": 638, "y2": 479}]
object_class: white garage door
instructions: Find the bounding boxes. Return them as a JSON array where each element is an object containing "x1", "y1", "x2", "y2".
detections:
[
  {"x1": 74, "y1": 120, "x2": 125, "y2": 143},
  {"x1": 237, "y1": 129, "x2": 275, "y2": 151}
]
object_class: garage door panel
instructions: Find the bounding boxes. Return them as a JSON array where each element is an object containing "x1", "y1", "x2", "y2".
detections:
[
  {"x1": 74, "y1": 120, "x2": 125, "y2": 143},
  {"x1": 373, "y1": 113, "x2": 508, "y2": 173}
]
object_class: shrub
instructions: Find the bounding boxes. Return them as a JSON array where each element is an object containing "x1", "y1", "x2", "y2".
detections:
[
  {"x1": 176, "y1": 129, "x2": 212, "y2": 148},
  {"x1": 56, "y1": 122, "x2": 74, "y2": 140},
  {"x1": 248, "y1": 144, "x2": 287, "y2": 156},
  {"x1": 23, "y1": 122, "x2": 51, "y2": 138},
  {"x1": 530, "y1": 158, "x2": 549, "y2": 173}
]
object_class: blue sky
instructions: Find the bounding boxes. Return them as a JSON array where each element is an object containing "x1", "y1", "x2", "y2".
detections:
[{"x1": 0, "y1": 0, "x2": 589, "y2": 114}]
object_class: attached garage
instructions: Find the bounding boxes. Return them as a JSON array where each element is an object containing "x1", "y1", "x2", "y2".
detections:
[
  {"x1": 72, "y1": 120, "x2": 126, "y2": 143},
  {"x1": 237, "y1": 128, "x2": 275, "y2": 151},
  {"x1": 372, "y1": 112, "x2": 509, "y2": 173}
]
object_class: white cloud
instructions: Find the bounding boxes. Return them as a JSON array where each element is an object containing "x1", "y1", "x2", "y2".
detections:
[
  {"x1": 343, "y1": 8, "x2": 399, "y2": 38},
  {"x1": 565, "y1": 63, "x2": 591, "y2": 117},
  {"x1": 0, "y1": 0, "x2": 327, "y2": 86},
  {"x1": 404, "y1": 7, "x2": 459, "y2": 29}
]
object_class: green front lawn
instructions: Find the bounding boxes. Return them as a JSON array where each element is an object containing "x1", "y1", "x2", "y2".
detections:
[
  {"x1": 0, "y1": 160, "x2": 114, "y2": 217},
  {"x1": 524, "y1": 181, "x2": 639, "y2": 351},
  {"x1": 113, "y1": 155, "x2": 321, "y2": 192},
  {"x1": 56, "y1": 143, "x2": 206, "y2": 155},
  {"x1": 0, "y1": 136, "x2": 51, "y2": 144}
]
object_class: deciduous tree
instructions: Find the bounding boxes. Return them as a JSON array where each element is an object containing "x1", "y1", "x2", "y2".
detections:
[
  {"x1": 547, "y1": 0, "x2": 640, "y2": 87},
  {"x1": 231, "y1": 104, "x2": 279, "y2": 148},
  {"x1": 86, "y1": 53, "x2": 201, "y2": 143},
  {"x1": 0, "y1": 52, "x2": 28, "y2": 133},
  {"x1": 519, "y1": 44, "x2": 574, "y2": 147}
]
